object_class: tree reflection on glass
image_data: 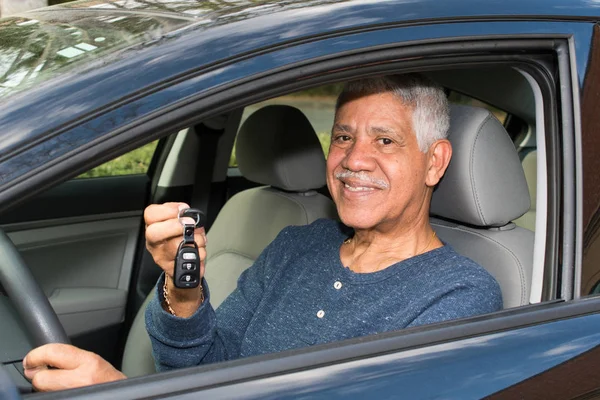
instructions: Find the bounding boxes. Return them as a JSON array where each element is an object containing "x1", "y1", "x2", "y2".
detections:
[
  {"x1": 0, "y1": 10, "x2": 189, "y2": 98},
  {"x1": 0, "y1": 0, "x2": 350, "y2": 99}
]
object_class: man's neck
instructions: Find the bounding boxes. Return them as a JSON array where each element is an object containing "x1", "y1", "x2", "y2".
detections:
[{"x1": 341, "y1": 216, "x2": 441, "y2": 274}]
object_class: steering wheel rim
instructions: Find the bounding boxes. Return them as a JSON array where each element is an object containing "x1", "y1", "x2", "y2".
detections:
[{"x1": 0, "y1": 228, "x2": 69, "y2": 346}]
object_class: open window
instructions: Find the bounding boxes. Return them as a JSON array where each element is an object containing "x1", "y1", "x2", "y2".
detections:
[
  {"x1": 214, "y1": 64, "x2": 545, "y2": 314},
  {"x1": 117, "y1": 47, "x2": 563, "y2": 395}
]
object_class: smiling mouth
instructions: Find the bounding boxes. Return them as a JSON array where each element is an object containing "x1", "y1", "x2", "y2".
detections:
[
  {"x1": 344, "y1": 183, "x2": 376, "y2": 192},
  {"x1": 335, "y1": 171, "x2": 389, "y2": 191}
]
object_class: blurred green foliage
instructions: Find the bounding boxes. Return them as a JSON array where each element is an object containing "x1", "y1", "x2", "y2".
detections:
[
  {"x1": 77, "y1": 141, "x2": 158, "y2": 178},
  {"x1": 317, "y1": 132, "x2": 331, "y2": 157}
]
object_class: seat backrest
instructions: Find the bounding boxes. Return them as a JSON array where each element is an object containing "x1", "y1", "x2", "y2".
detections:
[
  {"x1": 430, "y1": 104, "x2": 533, "y2": 308},
  {"x1": 514, "y1": 149, "x2": 537, "y2": 231},
  {"x1": 204, "y1": 105, "x2": 338, "y2": 307},
  {"x1": 122, "y1": 105, "x2": 336, "y2": 377}
]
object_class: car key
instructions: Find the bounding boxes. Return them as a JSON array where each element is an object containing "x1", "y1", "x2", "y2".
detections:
[{"x1": 174, "y1": 207, "x2": 205, "y2": 289}]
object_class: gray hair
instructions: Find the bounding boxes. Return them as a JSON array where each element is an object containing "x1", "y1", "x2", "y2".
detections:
[{"x1": 335, "y1": 74, "x2": 449, "y2": 152}]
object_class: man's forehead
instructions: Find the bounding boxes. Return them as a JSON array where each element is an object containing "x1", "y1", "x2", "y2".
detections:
[
  {"x1": 334, "y1": 97, "x2": 412, "y2": 123},
  {"x1": 333, "y1": 93, "x2": 415, "y2": 136},
  {"x1": 335, "y1": 92, "x2": 412, "y2": 115}
]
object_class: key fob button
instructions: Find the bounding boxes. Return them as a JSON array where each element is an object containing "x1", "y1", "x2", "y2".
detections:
[
  {"x1": 182, "y1": 252, "x2": 197, "y2": 260},
  {"x1": 180, "y1": 274, "x2": 197, "y2": 283},
  {"x1": 183, "y1": 263, "x2": 195, "y2": 271}
]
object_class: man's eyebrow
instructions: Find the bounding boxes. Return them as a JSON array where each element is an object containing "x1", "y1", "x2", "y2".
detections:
[
  {"x1": 332, "y1": 123, "x2": 353, "y2": 133},
  {"x1": 370, "y1": 126, "x2": 397, "y2": 135}
]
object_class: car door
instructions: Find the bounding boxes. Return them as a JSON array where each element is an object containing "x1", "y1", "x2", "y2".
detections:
[
  {"x1": 4, "y1": 0, "x2": 600, "y2": 397},
  {"x1": 25, "y1": 13, "x2": 597, "y2": 399},
  {"x1": 0, "y1": 142, "x2": 160, "y2": 363}
]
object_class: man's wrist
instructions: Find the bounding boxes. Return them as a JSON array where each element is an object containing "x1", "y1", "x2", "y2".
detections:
[{"x1": 162, "y1": 275, "x2": 204, "y2": 317}]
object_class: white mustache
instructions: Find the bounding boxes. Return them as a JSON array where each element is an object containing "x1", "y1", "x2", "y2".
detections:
[{"x1": 335, "y1": 171, "x2": 389, "y2": 189}]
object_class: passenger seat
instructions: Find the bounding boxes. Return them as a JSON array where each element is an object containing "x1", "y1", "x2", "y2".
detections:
[
  {"x1": 513, "y1": 150, "x2": 537, "y2": 231},
  {"x1": 204, "y1": 105, "x2": 338, "y2": 307},
  {"x1": 121, "y1": 105, "x2": 337, "y2": 377},
  {"x1": 430, "y1": 104, "x2": 534, "y2": 309}
]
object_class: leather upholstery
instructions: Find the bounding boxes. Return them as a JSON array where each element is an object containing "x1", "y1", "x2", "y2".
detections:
[
  {"x1": 236, "y1": 105, "x2": 327, "y2": 191},
  {"x1": 204, "y1": 187, "x2": 337, "y2": 307},
  {"x1": 513, "y1": 150, "x2": 537, "y2": 231},
  {"x1": 431, "y1": 105, "x2": 534, "y2": 308},
  {"x1": 431, "y1": 105, "x2": 530, "y2": 227}
]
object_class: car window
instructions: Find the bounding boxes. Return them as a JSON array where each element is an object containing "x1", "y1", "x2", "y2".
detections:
[{"x1": 76, "y1": 140, "x2": 158, "y2": 178}]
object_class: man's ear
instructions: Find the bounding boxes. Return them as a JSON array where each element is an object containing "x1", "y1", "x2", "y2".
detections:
[{"x1": 425, "y1": 139, "x2": 452, "y2": 187}]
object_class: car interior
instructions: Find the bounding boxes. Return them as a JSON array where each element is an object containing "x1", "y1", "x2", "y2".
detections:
[{"x1": 0, "y1": 64, "x2": 544, "y2": 386}]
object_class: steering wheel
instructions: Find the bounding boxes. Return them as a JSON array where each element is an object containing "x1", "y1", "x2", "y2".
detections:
[{"x1": 0, "y1": 228, "x2": 69, "y2": 346}]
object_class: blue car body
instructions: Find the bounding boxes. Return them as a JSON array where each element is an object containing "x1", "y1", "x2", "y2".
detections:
[{"x1": 1, "y1": 0, "x2": 600, "y2": 398}]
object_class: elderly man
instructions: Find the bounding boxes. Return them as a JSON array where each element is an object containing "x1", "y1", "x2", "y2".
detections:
[{"x1": 23, "y1": 74, "x2": 502, "y2": 389}]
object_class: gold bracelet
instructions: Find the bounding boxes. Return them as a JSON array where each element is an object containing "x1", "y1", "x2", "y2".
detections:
[
  {"x1": 162, "y1": 275, "x2": 205, "y2": 317},
  {"x1": 163, "y1": 276, "x2": 177, "y2": 316}
]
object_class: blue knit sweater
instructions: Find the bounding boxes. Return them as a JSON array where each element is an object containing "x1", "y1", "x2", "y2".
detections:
[{"x1": 146, "y1": 219, "x2": 502, "y2": 371}]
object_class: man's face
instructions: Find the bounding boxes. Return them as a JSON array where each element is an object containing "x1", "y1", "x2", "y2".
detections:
[{"x1": 326, "y1": 92, "x2": 432, "y2": 231}]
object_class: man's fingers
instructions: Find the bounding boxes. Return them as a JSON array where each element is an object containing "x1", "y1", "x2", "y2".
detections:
[
  {"x1": 196, "y1": 227, "x2": 207, "y2": 244},
  {"x1": 24, "y1": 344, "x2": 127, "y2": 392},
  {"x1": 22, "y1": 365, "x2": 46, "y2": 381},
  {"x1": 144, "y1": 203, "x2": 207, "y2": 276},
  {"x1": 24, "y1": 344, "x2": 84, "y2": 372},
  {"x1": 145, "y1": 218, "x2": 186, "y2": 245},
  {"x1": 146, "y1": 222, "x2": 207, "y2": 254},
  {"x1": 145, "y1": 217, "x2": 203, "y2": 246},
  {"x1": 31, "y1": 368, "x2": 91, "y2": 392},
  {"x1": 144, "y1": 202, "x2": 189, "y2": 226}
]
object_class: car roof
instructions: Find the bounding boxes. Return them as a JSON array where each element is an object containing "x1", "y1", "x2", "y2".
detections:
[
  {"x1": 44, "y1": 0, "x2": 600, "y2": 24},
  {"x1": 0, "y1": 0, "x2": 597, "y2": 165}
]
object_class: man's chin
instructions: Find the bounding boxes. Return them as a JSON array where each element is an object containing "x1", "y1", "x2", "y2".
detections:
[{"x1": 337, "y1": 210, "x2": 381, "y2": 231}]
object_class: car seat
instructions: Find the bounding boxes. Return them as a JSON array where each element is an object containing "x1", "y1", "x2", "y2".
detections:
[
  {"x1": 121, "y1": 105, "x2": 337, "y2": 377},
  {"x1": 430, "y1": 104, "x2": 534, "y2": 308},
  {"x1": 513, "y1": 149, "x2": 537, "y2": 231}
]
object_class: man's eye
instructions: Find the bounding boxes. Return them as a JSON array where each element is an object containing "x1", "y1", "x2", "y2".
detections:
[
  {"x1": 379, "y1": 138, "x2": 393, "y2": 145},
  {"x1": 334, "y1": 135, "x2": 351, "y2": 142}
]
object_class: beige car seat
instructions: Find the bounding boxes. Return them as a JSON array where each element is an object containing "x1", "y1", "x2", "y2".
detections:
[
  {"x1": 121, "y1": 105, "x2": 337, "y2": 377},
  {"x1": 513, "y1": 150, "x2": 537, "y2": 231},
  {"x1": 431, "y1": 105, "x2": 534, "y2": 308}
]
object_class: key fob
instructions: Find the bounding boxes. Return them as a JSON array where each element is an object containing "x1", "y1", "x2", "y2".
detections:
[
  {"x1": 173, "y1": 207, "x2": 205, "y2": 289},
  {"x1": 174, "y1": 243, "x2": 200, "y2": 288}
]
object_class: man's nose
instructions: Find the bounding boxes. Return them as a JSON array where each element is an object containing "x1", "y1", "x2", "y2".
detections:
[{"x1": 342, "y1": 138, "x2": 376, "y2": 171}]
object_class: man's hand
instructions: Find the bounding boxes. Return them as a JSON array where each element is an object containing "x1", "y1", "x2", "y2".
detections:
[
  {"x1": 23, "y1": 344, "x2": 126, "y2": 392},
  {"x1": 145, "y1": 202, "x2": 207, "y2": 317}
]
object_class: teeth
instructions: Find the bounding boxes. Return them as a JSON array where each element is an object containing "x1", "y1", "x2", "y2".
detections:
[{"x1": 344, "y1": 183, "x2": 374, "y2": 192}]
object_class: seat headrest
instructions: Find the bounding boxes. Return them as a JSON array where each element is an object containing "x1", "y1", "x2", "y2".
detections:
[
  {"x1": 236, "y1": 105, "x2": 327, "y2": 192},
  {"x1": 430, "y1": 104, "x2": 530, "y2": 227}
]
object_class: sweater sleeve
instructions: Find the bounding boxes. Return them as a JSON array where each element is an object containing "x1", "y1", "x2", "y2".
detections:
[
  {"x1": 145, "y1": 233, "x2": 278, "y2": 371},
  {"x1": 406, "y1": 282, "x2": 503, "y2": 328}
]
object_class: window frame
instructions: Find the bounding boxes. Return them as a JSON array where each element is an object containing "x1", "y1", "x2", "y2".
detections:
[{"x1": 198, "y1": 41, "x2": 563, "y2": 307}]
